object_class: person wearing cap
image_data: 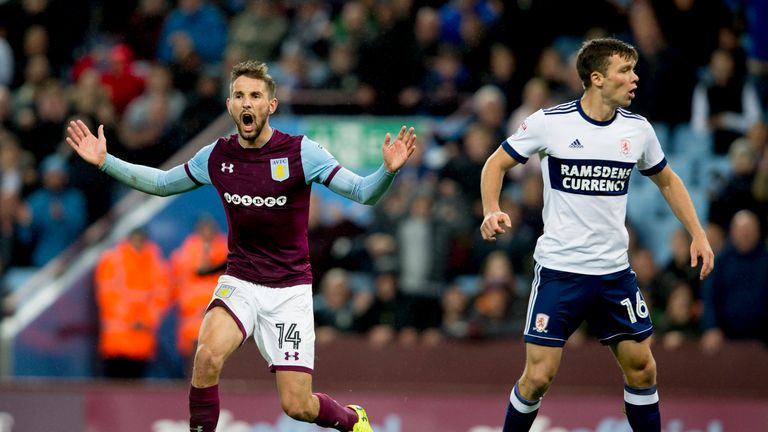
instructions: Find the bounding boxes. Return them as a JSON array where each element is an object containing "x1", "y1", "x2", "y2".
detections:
[{"x1": 16, "y1": 154, "x2": 87, "y2": 266}]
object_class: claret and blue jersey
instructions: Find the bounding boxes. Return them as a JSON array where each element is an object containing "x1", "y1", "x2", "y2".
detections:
[{"x1": 184, "y1": 130, "x2": 338, "y2": 288}]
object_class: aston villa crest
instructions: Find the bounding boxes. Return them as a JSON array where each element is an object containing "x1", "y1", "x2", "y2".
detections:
[{"x1": 271, "y1": 158, "x2": 289, "y2": 181}]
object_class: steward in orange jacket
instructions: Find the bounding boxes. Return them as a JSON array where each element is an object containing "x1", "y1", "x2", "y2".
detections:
[
  {"x1": 170, "y1": 217, "x2": 228, "y2": 360},
  {"x1": 94, "y1": 228, "x2": 171, "y2": 378}
]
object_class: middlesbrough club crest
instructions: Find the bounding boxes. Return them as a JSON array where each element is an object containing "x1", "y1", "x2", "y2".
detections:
[
  {"x1": 534, "y1": 313, "x2": 549, "y2": 333},
  {"x1": 620, "y1": 139, "x2": 632, "y2": 159}
]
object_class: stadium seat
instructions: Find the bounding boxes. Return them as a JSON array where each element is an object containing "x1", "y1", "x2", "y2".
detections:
[{"x1": 670, "y1": 124, "x2": 714, "y2": 158}]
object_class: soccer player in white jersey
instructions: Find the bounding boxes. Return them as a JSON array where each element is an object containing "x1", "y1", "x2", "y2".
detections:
[
  {"x1": 66, "y1": 60, "x2": 417, "y2": 432},
  {"x1": 480, "y1": 38, "x2": 714, "y2": 431}
]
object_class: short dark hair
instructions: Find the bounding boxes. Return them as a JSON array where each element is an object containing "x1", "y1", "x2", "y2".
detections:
[
  {"x1": 576, "y1": 38, "x2": 638, "y2": 89},
  {"x1": 230, "y1": 60, "x2": 276, "y2": 97}
]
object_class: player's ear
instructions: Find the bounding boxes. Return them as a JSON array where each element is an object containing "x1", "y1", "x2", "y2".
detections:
[
  {"x1": 590, "y1": 71, "x2": 604, "y2": 87},
  {"x1": 269, "y1": 98, "x2": 278, "y2": 115}
]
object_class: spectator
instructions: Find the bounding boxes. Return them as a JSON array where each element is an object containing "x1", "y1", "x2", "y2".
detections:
[
  {"x1": 0, "y1": 27, "x2": 13, "y2": 87},
  {"x1": 126, "y1": 0, "x2": 170, "y2": 61},
  {"x1": 15, "y1": 154, "x2": 86, "y2": 267},
  {"x1": 506, "y1": 77, "x2": 551, "y2": 137},
  {"x1": 708, "y1": 138, "x2": 764, "y2": 232},
  {"x1": 483, "y1": 43, "x2": 524, "y2": 113},
  {"x1": 354, "y1": 271, "x2": 411, "y2": 348},
  {"x1": 654, "y1": 228, "x2": 702, "y2": 308},
  {"x1": 439, "y1": 283, "x2": 471, "y2": 339},
  {"x1": 626, "y1": 0, "x2": 697, "y2": 127},
  {"x1": 395, "y1": 192, "x2": 445, "y2": 335},
  {"x1": 172, "y1": 67, "x2": 224, "y2": 145},
  {"x1": 470, "y1": 196, "x2": 536, "y2": 278},
  {"x1": 170, "y1": 216, "x2": 228, "y2": 373},
  {"x1": 0, "y1": 132, "x2": 29, "y2": 271},
  {"x1": 94, "y1": 228, "x2": 172, "y2": 378},
  {"x1": 440, "y1": 122, "x2": 496, "y2": 205},
  {"x1": 98, "y1": 44, "x2": 146, "y2": 116},
  {"x1": 656, "y1": 281, "x2": 701, "y2": 350},
  {"x1": 313, "y1": 267, "x2": 358, "y2": 344},
  {"x1": 228, "y1": 0, "x2": 289, "y2": 64},
  {"x1": 118, "y1": 63, "x2": 186, "y2": 167},
  {"x1": 156, "y1": 0, "x2": 227, "y2": 67},
  {"x1": 691, "y1": 48, "x2": 764, "y2": 154},
  {"x1": 701, "y1": 209, "x2": 768, "y2": 354},
  {"x1": 465, "y1": 251, "x2": 527, "y2": 340}
]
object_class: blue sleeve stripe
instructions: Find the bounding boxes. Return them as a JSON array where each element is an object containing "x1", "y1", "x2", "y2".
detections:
[
  {"x1": 501, "y1": 141, "x2": 529, "y2": 164},
  {"x1": 184, "y1": 162, "x2": 203, "y2": 186},
  {"x1": 639, "y1": 158, "x2": 667, "y2": 176}
]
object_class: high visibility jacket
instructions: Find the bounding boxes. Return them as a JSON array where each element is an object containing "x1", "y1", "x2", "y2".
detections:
[
  {"x1": 170, "y1": 233, "x2": 228, "y2": 356},
  {"x1": 94, "y1": 240, "x2": 170, "y2": 360}
]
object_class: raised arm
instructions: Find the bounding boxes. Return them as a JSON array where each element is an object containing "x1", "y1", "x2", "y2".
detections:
[
  {"x1": 66, "y1": 120, "x2": 203, "y2": 197},
  {"x1": 649, "y1": 165, "x2": 714, "y2": 280},
  {"x1": 320, "y1": 126, "x2": 416, "y2": 205}
]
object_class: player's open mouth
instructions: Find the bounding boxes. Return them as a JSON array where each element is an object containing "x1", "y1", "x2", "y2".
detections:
[{"x1": 242, "y1": 113, "x2": 254, "y2": 131}]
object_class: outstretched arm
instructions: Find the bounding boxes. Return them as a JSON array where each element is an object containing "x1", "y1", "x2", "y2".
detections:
[
  {"x1": 326, "y1": 126, "x2": 417, "y2": 205},
  {"x1": 66, "y1": 120, "x2": 201, "y2": 197},
  {"x1": 649, "y1": 165, "x2": 714, "y2": 280}
]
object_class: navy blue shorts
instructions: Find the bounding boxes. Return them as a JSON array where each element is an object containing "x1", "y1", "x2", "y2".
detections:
[{"x1": 523, "y1": 263, "x2": 653, "y2": 347}]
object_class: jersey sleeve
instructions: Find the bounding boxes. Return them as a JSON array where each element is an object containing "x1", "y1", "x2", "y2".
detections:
[
  {"x1": 636, "y1": 121, "x2": 667, "y2": 176},
  {"x1": 100, "y1": 143, "x2": 214, "y2": 196},
  {"x1": 501, "y1": 109, "x2": 547, "y2": 164},
  {"x1": 300, "y1": 136, "x2": 396, "y2": 205},
  {"x1": 300, "y1": 136, "x2": 343, "y2": 185}
]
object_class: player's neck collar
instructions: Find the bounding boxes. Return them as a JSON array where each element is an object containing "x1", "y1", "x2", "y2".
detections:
[{"x1": 577, "y1": 97, "x2": 616, "y2": 126}]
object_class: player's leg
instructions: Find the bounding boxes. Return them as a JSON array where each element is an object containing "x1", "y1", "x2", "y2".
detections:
[
  {"x1": 595, "y1": 267, "x2": 658, "y2": 431},
  {"x1": 275, "y1": 370, "x2": 363, "y2": 431},
  {"x1": 261, "y1": 283, "x2": 369, "y2": 431},
  {"x1": 504, "y1": 264, "x2": 589, "y2": 431},
  {"x1": 610, "y1": 338, "x2": 660, "y2": 432},
  {"x1": 504, "y1": 343, "x2": 563, "y2": 432},
  {"x1": 189, "y1": 306, "x2": 245, "y2": 432}
]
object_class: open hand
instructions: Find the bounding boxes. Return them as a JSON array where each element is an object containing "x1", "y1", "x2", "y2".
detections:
[
  {"x1": 65, "y1": 120, "x2": 107, "y2": 167},
  {"x1": 382, "y1": 126, "x2": 416, "y2": 173}
]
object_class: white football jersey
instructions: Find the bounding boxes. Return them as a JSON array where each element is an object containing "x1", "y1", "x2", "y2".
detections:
[{"x1": 503, "y1": 100, "x2": 666, "y2": 275}]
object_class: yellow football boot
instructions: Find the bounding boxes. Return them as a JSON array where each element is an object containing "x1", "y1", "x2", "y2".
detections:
[{"x1": 347, "y1": 405, "x2": 373, "y2": 432}]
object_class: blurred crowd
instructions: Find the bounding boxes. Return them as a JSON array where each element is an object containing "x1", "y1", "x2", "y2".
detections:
[{"x1": 0, "y1": 0, "x2": 767, "y2": 376}]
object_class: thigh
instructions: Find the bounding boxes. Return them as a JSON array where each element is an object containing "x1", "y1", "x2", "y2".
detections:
[
  {"x1": 197, "y1": 306, "x2": 245, "y2": 360},
  {"x1": 588, "y1": 268, "x2": 653, "y2": 345},
  {"x1": 256, "y1": 284, "x2": 315, "y2": 373},
  {"x1": 523, "y1": 264, "x2": 591, "y2": 347}
]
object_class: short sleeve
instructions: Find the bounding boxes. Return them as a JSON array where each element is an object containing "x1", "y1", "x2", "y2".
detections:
[
  {"x1": 501, "y1": 109, "x2": 547, "y2": 164},
  {"x1": 637, "y1": 121, "x2": 667, "y2": 176}
]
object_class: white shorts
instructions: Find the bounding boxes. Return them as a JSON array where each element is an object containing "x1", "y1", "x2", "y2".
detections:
[{"x1": 208, "y1": 275, "x2": 315, "y2": 373}]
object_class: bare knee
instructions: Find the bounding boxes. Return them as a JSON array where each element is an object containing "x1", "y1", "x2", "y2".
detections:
[
  {"x1": 193, "y1": 343, "x2": 226, "y2": 382},
  {"x1": 280, "y1": 393, "x2": 315, "y2": 422},
  {"x1": 519, "y1": 364, "x2": 557, "y2": 400},
  {"x1": 624, "y1": 355, "x2": 657, "y2": 388}
]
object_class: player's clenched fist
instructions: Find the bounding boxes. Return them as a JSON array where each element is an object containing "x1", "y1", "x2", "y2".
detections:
[{"x1": 481, "y1": 211, "x2": 512, "y2": 241}]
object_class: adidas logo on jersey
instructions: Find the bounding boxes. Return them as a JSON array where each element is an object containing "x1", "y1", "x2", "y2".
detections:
[{"x1": 569, "y1": 139, "x2": 584, "y2": 149}]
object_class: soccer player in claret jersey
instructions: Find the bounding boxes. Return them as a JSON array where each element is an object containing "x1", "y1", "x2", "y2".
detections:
[
  {"x1": 480, "y1": 38, "x2": 715, "y2": 431},
  {"x1": 66, "y1": 60, "x2": 417, "y2": 432}
]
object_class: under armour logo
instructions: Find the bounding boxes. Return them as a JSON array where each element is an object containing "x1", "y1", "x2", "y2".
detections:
[
  {"x1": 284, "y1": 351, "x2": 299, "y2": 361},
  {"x1": 190, "y1": 426, "x2": 203, "y2": 432},
  {"x1": 221, "y1": 163, "x2": 234, "y2": 173}
]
